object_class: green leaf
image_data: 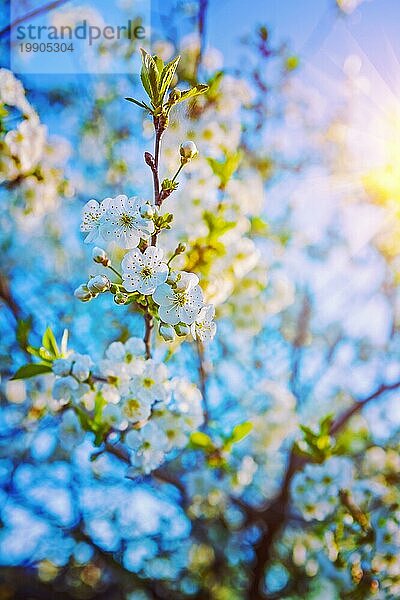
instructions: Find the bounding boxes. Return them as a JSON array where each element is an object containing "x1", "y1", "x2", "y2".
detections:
[
  {"x1": 74, "y1": 405, "x2": 91, "y2": 431},
  {"x1": 140, "y1": 48, "x2": 160, "y2": 105},
  {"x1": 250, "y1": 217, "x2": 269, "y2": 236},
  {"x1": 140, "y1": 48, "x2": 152, "y2": 99},
  {"x1": 178, "y1": 84, "x2": 209, "y2": 103},
  {"x1": 161, "y1": 178, "x2": 179, "y2": 192},
  {"x1": 203, "y1": 211, "x2": 236, "y2": 239},
  {"x1": 26, "y1": 345, "x2": 40, "y2": 358},
  {"x1": 320, "y1": 413, "x2": 334, "y2": 435},
  {"x1": 125, "y1": 97, "x2": 149, "y2": 110},
  {"x1": 140, "y1": 66, "x2": 152, "y2": 100},
  {"x1": 42, "y1": 327, "x2": 59, "y2": 357},
  {"x1": 16, "y1": 316, "x2": 32, "y2": 350},
  {"x1": 207, "y1": 71, "x2": 224, "y2": 98},
  {"x1": 190, "y1": 431, "x2": 214, "y2": 449},
  {"x1": 153, "y1": 55, "x2": 164, "y2": 75},
  {"x1": 231, "y1": 421, "x2": 253, "y2": 443},
  {"x1": 93, "y1": 393, "x2": 106, "y2": 425},
  {"x1": 293, "y1": 441, "x2": 313, "y2": 459},
  {"x1": 207, "y1": 151, "x2": 242, "y2": 188},
  {"x1": 11, "y1": 363, "x2": 53, "y2": 380},
  {"x1": 159, "y1": 55, "x2": 180, "y2": 102}
]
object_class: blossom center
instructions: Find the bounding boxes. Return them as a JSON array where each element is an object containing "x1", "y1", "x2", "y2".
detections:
[
  {"x1": 141, "y1": 266, "x2": 153, "y2": 279},
  {"x1": 143, "y1": 377, "x2": 154, "y2": 388},
  {"x1": 176, "y1": 292, "x2": 188, "y2": 307},
  {"x1": 124, "y1": 398, "x2": 140, "y2": 417},
  {"x1": 119, "y1": 213, "x2": 134, "y2": 228}
]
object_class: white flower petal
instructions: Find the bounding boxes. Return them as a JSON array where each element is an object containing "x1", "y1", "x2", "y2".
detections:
[{"x1": 159, "y1": 304, "x2": 180, "y2": 325}]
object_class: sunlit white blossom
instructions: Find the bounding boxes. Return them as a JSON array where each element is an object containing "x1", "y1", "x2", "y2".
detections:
[
  {"x1": 153, "y1": 273, "x2": 204, "y2": 325},
  {"x1": 100, "y1": 195, "x2": 155, "y2": 249},
  {"x1": 125, "y1": 421, "x2": 169, "y2": 474},
  {"x1": 129, "y1": 359, "x2": 169, "y2": 403},
  {"x1": 121, "y1": 246, "x2": 168, "y2": 294},
  {"x1": 191, "y1": 304, "x2": 217, "y2": 342}
]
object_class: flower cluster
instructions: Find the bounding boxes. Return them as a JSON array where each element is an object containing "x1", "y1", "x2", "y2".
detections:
[
  {"x1": 80, "y1": 195, "x2": 154, "y2": 248},
  {"x1": 0, "y1": 69, "x2": 71, "y2": 216},
  {"x1": 370, "y1": 508, "x2": 400, "y2": 595},
  {"x1": 0, "y1": 69, "x2": 46, "y2": 184},
  {"x1": 291, "y1": 457, "x2": 354, "y2": 521},
  {"x1": 51, "y1": 337, "x2": 204, "y2": 474},
  {"x1": 77, "y1": 191, "x2": 217, "y2": 342}
]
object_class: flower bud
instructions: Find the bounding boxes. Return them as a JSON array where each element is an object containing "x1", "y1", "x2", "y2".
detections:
[
  {"x1": 114, "y1": 292, "x2": 128, "y2": 305},
  {"x1": 176, "y1": 242, "x2": 186, "y2": 254},
  {"x1": 87, "y1": 275, "x2": 111, "y2": 294},
  {"x1": 92, "y1": 246, "x2": 110, "y2": 267},
  {"x1": 159, "y1": 322, "x2": 175, "y2": 342},
  {"x1": 174, "y1": 272, "x2": 199, "y2": 292},
  {"x1": 175, "y1": 322, "x2": 190, "y2": 337},
  {"x1": 74, "y1": 283, "x2": 92, "y2": 302},
  {"x1": 180, "y1": 140, "x2": 198, "y2": 164},
  {"x1": 168, "y1": 88, "x2": 181, "y2": 104},
  {"x1": 140, "y1": 203, "x2": 155, "y2": 219}
]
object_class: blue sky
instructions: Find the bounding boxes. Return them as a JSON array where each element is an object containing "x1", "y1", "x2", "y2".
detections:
[
  {"x1": 205, "y1": 0, "x2": 400, "y2": 82},
  {"x1": 3, "y1": 0, "x2": 400, "y2": 87}
]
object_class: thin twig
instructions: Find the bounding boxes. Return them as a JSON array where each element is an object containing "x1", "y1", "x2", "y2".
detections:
[
  {"x1": 0, "y1": 0, "x2": 71, "y2": 40},
  {"x1": 0, "y1": 273, "x2": 22, "y2": 321},
  {"x1": 142, "y1": 117, "x2": 165, "y2": 357},
  {"x1": 143, "y1": 311, "x2": 153, "y2": 360}
]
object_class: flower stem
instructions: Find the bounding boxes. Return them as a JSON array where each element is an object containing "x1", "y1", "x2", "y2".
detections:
[
  {"x1": 107, "y1": 265, "x2": 122, "y2": 279},
  {"x1": 171, "y1": 163, "x2": 184, "y2": 183},
  {"x1": 167, "y1": 248, "x2": 180, "y2": 266}
]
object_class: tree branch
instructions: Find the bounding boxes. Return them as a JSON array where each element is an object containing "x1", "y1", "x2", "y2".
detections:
[
  {"x1": 0, "y1": 0, "x2": 71, "y2": 40},
  {"x1": 0, "y1": 273, "x2": 21, "y2": 321},
  {"x1": 247, "y1": 378, "x2": 400, "y2": 599}
]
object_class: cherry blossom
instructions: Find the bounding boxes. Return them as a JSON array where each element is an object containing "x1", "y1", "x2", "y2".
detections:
[{"x1": 121, "y1": 246, "x2": 168, "y2": 294}]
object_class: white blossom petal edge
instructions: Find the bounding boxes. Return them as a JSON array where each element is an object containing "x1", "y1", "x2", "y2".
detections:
[
  {"x1": 80, "y1": 198, "x2": 111, "y2": 244},
  {"x1": 191, "y1": 304, "x2": 217, "y2": 342}
]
